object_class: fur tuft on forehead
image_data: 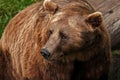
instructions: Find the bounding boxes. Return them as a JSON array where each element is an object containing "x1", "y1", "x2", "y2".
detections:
[{"x1": 51, "y1": 12, "x2": 66, "y2": 23}]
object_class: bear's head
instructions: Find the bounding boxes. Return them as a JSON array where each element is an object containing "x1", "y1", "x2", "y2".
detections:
[{"x1": 41, "y1": 0, "x2": 104, "y2": 62}]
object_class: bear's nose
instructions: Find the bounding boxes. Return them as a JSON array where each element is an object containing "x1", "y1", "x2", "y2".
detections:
[{"x1": 41, "y1": 49, "x2": 50, "y2": 59}]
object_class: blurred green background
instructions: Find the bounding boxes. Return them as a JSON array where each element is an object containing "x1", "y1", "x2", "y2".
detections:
[{"x1": 0, "y1": 0, "x2": 40, "y2": 37}]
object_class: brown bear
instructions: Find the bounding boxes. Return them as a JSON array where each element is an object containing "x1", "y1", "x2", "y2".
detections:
[{"x1": 0, "y1": 0, "x2": 112, "y2": 80}]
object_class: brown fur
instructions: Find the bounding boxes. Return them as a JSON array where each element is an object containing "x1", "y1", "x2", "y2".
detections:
[{"x1": 0, "y1": 0, "x2": 111, "y2": 80}]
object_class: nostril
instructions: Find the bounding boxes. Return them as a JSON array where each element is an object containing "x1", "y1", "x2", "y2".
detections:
[{"x1": 40, "y1": 49, "x2": 50, "y2": 59}]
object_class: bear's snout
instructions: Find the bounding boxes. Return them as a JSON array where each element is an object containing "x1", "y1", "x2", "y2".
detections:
[{"x1": 41, "y1": 48, "x2": 50, "y2": 59}]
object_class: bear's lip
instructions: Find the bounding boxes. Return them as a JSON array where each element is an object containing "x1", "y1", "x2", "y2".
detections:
[{"x1": 43, "y1": 53, "x2": 65, "y2": 62}]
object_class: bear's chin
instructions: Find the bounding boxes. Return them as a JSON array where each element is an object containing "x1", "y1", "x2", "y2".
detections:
[
  {"x1": 43, "y1": 53, "x2": 76, "y2": 63},
  {"x1": 49, "y1": 56, "x2": 77, "y2": 64},
  {"x1": 42, "y1": 53, "x2": 64, "y2": 61}
]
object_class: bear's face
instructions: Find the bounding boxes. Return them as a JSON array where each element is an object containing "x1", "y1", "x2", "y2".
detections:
[
  {"x1": 42, "y1": 13, "x2": 84, "y2": 61},
  {"x1": 40, "y1": 0, "x2": 103, "y2": 61}
]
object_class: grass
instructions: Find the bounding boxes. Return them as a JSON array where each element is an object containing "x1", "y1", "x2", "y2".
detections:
[{"x1": 0, "y1": 0, "x2": 40, "y2": 38}]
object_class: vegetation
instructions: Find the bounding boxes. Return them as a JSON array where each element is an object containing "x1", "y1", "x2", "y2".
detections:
[{"x1": 0, "y1": 0, "x2": 39, "y2": 37}]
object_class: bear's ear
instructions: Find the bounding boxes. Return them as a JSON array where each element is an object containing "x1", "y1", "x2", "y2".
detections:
[
  {"x1": 43, "y1": 0, "x2": 58, "y2": 14},
  {"x1": 85, "y1": 12, "x2": 103, "y2": 28}
]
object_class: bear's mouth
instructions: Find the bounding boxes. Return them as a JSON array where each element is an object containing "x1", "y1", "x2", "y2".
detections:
[
  {"x1": 40, "y1": 49, "x2": 78, "y2": 62},
  {"x1": 43, "y1": 52, "x2": 65, "y2": 62}
]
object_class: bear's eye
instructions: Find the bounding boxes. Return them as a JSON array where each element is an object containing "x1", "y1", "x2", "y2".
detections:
[
  {"x1": 48, "y1": 30, "x2": 53, "y2": 36},
  {"x1": 60, "y1": 32, "x2": 67, "y2": 40}
]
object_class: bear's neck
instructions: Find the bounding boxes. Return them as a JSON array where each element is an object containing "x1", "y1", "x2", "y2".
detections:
[{"x1": 40, "y1": 60, "x2": 76, "y2": 80}]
